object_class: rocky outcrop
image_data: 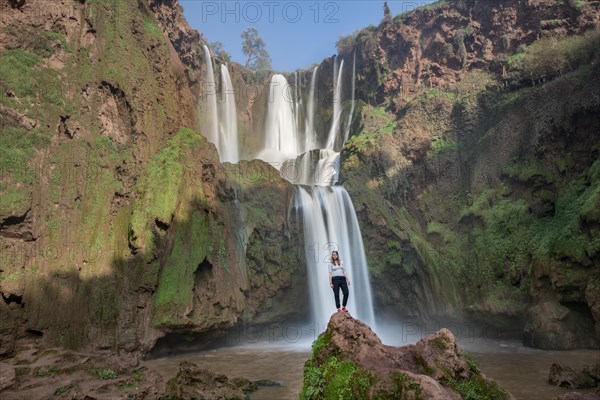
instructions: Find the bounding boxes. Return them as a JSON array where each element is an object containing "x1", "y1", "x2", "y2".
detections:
[
  {"x1": 301, "y1": 313, "x2": 515, "y2": 399},
  {"x1": 347, "y1": 0, "x2": 599, "y2": 106},
  {"x1": 165, "y1": 361, "x2": 256, "y2": 400},
  {"x1": 146, "y1": 0, "x2": 206, "y2": 89},
  {"x1": 549, "y1": 362, "x2": 600, "y2": 390}
]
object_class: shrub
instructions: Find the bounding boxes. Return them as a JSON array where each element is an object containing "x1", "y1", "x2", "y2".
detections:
[
  {"x1": 336, "y1": 29, "x2": 361, "y2": 55},
  {"x1": 521, "y1": 29, "x2": 600, "y2": 80}
]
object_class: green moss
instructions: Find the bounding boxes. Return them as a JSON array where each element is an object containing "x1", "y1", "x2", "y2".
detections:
[
  {"x1": 443, "y1": 374, "x2": 509, "y2": 400},
  {"x1": 371, "y1": 372, "x2": 424, "y2": 399},
  {"x1": 152, "y1": 210, "x2": 212, "y2": 325},
  {"x1": 347, "y1": 106, "x2": 397, "y2": 152},
  {"x1": 580, "y1": 185, "x2": 600, "y2": 222},
  {"x1": 0, "y1": 127, "x2": 50, "y2": 214},
  {"x1": 0, "y1": 49, "x2": 40, "y2": 104},
  {"x1": 301, "y1": 355, "x2": 372, "y2": 400},
  {"x1": 143, "y1": 18, "x2": 163, "y2": 40},
  {"x1": 42, "y1": 31, "x2": 71, "y2": 53},
  {"x1": 130, "y1": 128, "x2": 202, "y2": 253},
  {"x1": 504, "y1": 157, "x2": 554, "y2": 182},
  {"x1": 428, "y1": 136, "x2": 459, "y2": 156},
  {"x1": 0, "y1": 188, "x2": 27, "y2": 216},
  {"x1": 302, "y1": 328, "x2": 376, "y2": 400},
  {"x1": 311, "y1": 330, "x2": 332, "y2": 358},
  {"x1": 385, "y1": 241, "x2": 403, "y2": 267}
]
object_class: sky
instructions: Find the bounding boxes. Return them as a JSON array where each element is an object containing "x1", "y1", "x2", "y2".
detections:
[{"x1": 181, "y1": 0, "x2": 437, "y2": 72}]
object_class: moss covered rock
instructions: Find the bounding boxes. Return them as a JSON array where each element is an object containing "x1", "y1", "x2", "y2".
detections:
[{"x1": 301, "y1": 313, "x2": 514, "y2": 400}]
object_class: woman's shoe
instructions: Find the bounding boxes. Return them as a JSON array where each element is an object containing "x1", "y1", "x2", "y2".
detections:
[
  {"x1": 337, "y1": 308, "x2": 342, "y2": 313},
  {"x1": 342, "y1": 307, "x2": 348, "y2": 312}
]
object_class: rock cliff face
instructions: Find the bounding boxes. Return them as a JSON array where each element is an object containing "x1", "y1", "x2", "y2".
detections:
[
  {"x1": 346, "y1": 0, "x2": 600, "y2": 106},
  {"x1": 340, "y1": 0, "x2": 600, "y2": 349},
  {"x1": 0, "y1": 0, "x2": 305, "y2": 357}
]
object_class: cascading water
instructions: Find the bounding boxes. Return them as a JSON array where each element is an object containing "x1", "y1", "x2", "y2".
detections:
[
  {"x1": 219, "y1": 64, "x2": 239, "y2": 163},
  {"x1": 199, "y1": 45, "x2": 239, "y2": 163},
  {"x1": 294, "y1": 186, "x2": 375, "y2": 328},
  {"x1": 257, "y1": 74, "x2": 301, "y2": 164},
  {"x1": 201, "y1": 45, "x2": 219, "y2": 146},
  {"x1": 305, "y1": 66, "x2": 318, "y2": 150},
  {"x1": 200, "y1": 48, "x2": 374, "y2": 331},
  {"x1": 325, "y1": 57, "x2": 344, "y2": 150},
  {"x1": 264, "y1": 56, "x2": 375, "y2": 330}
]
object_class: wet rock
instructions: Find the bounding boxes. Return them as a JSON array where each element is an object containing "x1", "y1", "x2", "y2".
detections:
[
  {"x1": 301, "y1": 313, "x2": 515, "y2": 400},
  {"x1": 524, "y1": 301, "x2": 599, "y2": 350},
  {"x1": 0, "y1": 363, "x2": 16, "y2": 391},
  {"x1": 553, "y1": 392, "x2": 600, "y2": 400},
  {"x1": 165, "y1": 361, "x2": 257, "y2": 400},
  {"x1": 549, "y1": 362, "x2": 600, "y2": 389}
]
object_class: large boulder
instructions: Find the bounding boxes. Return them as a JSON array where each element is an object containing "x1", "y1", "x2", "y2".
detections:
[
  {"x1": 300, "y1": 313, "x2": 515, "y2": 399},
  {"x1": 549, "y1": 362, "x2": 600, "y2": 389}
]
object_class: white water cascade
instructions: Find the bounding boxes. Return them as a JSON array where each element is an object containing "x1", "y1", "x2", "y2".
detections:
[
  {"x1": 201, "y1": 45, "x2": 219, "y2": 146},
  {"x1": 219, "y1": 64, "x2": 239, "y2": 163},
  {"x1": 268, "y1": 56, "x2": 375, "y2": 330},
  {"x1": 200, "y1": 45, "x2": 239, "y2": 163},
  {"x1": 257, "y1": 74, "x2": 301, "y2": 164},
  {"x1": 305, "y1": 66, "x2": 318, "y2": 150},
  {"x1": 325, "y1": 57, "x2": 344, "y2": 150},
  {"x1": 200, "y1": 49, "x2": 374, "y2": 331},
  {"x1": 294, "y1": 186, "x2": 375, "y2": 329}
]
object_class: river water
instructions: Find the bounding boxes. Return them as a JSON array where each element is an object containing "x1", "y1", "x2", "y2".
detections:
[{"x1": 143, "y1": 332, "x2": 599, "y2": 400}]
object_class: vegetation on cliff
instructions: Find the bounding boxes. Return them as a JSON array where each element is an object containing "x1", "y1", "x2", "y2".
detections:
[{"x1": 341, "y1": 2, "x2": 600, "y2": 348}]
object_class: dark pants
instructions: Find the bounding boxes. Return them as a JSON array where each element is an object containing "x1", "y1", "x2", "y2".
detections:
[{"x1": 332, "y1": 276, "x2": 349, "y2": 309}]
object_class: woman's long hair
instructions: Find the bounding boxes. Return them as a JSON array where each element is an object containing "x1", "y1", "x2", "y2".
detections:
[{"x1": 331, "y1": 251, "x2": 341, "y2": 266}]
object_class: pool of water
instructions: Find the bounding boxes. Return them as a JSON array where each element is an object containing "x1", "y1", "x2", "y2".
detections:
[{"x1": 143, "y1": 334, "x2": 599, "y2": 400}]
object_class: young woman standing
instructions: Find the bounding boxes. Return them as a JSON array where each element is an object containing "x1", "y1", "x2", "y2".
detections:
[{"x1": 328, "y1": 251, "x2": 350, "y2": 312}]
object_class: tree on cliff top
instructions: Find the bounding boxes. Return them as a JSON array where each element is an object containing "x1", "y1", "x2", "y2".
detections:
[
  {"x1": 210, "y1": 41, "x2": 231, "y2": 62},
  {"x1": 241, "y1": 28, "x2": 272, "y2": 71},
  {"x1": 383, "y1": 2, "x2": 392, "y2": 22}
]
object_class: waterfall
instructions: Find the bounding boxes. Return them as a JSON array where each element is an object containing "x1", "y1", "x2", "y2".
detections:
[
  {"x1": 201, "y1": 45, "x2": 219, "y2": 146},
  {"x1": 295, "y1": 186, "x2": 375, "y2": 328},
  {"x1": 277, "y1": 53, "x2": 375, "y2": 330},
  {"x1": 219, "y1": 64, "x2": 239, "y2": 163},
  {"x1": 325, "y1": 57, "x2": 344, "y2": 150},
  {"x1": 199, "y1": 46, "x2": 239, "y2": 163},
  {"x1": 305, "y1": 66, "x2": 318, "y2": 150},
  {"x1": 258, "y1": 74, "x2": 300, "y2": 164},
  {"x1": 344, "y1": 53, "x2": 356, "y2": 143},
  {"x1": 200, "y1": 48, "x2": 374, "y2": 331}
]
